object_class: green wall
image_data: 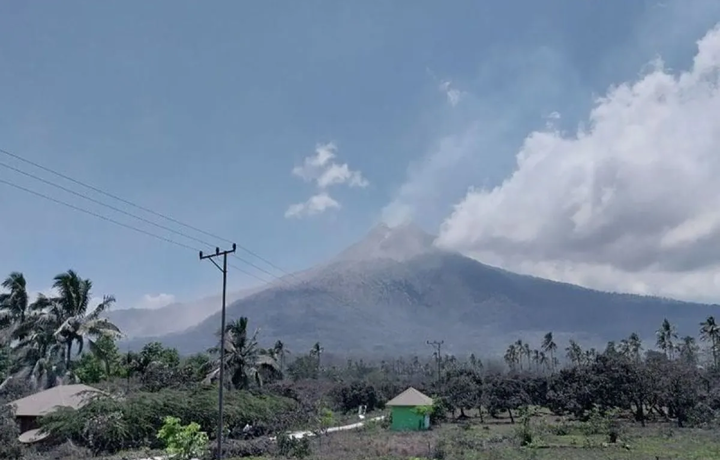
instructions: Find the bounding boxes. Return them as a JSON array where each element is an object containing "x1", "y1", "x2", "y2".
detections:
[{"x1": 390, "y1": 406, "x2": 429, "y2": 431}]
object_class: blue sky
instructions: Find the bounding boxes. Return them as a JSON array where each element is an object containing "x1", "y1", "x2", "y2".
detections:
[{"x1": 2, "y1": 0, "x2": 720, "y2": 308}]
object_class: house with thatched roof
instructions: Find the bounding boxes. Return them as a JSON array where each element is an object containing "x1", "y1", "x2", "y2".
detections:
[
  {"x1": 385, "y1": 387, "x2": 433, "y2": 431},
  {"x1": 7, "y1": 384, "x2": 102, "y2": 443}
]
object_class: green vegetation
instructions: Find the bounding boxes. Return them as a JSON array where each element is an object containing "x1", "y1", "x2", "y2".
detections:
[
  {"x1": 2, "y1": 269, "x2": 720, "y2": 459},
  {"x1": 157, "y1": 415, "x2": 209, "y2": 460}
]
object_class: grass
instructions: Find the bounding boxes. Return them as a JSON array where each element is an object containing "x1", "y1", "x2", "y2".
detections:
[
  {"x1": 284, "y1": 410, "x2": 720, "y2": 460},
  {"x1": 37, "y1": 409, "x2": 720, "y2": 459}
]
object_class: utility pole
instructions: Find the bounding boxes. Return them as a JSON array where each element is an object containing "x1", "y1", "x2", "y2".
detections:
[
  {"x1": 200, "y1": 244, "x2": 236, "y2": 460},
  {"x1": 426, "y1": 340, "x2": 444, "y2": 384}
]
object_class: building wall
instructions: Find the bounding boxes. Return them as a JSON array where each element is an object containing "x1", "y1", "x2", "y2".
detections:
[
  {"x1": 390, "y1": 406, "x2": 427, "y2": 431},
  {"x1": 17, "y1": 415, "x2": 39, "y2": 433}
]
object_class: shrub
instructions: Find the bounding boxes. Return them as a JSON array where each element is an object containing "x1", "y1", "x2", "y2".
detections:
[
  {"x1": 217, "y1": 437, "x2": 274, "y2": 458},
  {"x1": 0, "y1": 403, "x2": 22, "y2": 459},
  {"x1": 514, "y1": 406, "x2": 535, "y2": 446},
  {"x1": 277, "y1": 433, "x2": 311, "y2": 458},
  {"x1": 0, "y1": 377, "x2": 34, "y2": 404},
  {"x1": 40, "y1": 387, "x2": 297, "y2": 454},
  {"x1": 157, "y1": 416, "x2": 209, "y2": 460}
]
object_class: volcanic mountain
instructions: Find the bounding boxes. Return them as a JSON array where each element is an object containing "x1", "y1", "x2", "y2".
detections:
[{"x1": 137, "y1": 223, "x2": 717, "y2": 355}]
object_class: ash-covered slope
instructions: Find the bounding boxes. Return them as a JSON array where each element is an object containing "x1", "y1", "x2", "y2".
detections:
[
  {"x1": 147, "y1": 223, "x2": 716, "y2": 355},
  {"x1": 110, "y1": 287, "x2": 263, "y2": 339}
]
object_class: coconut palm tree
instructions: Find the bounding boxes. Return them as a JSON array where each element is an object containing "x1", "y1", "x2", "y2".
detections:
[
  {"x1": 504, "y1": 343, "x2": 519, "y2": 371},
  {"x1": 310, "y1": 341, "x2": 323, "y2": 376},
  {"x1": 272, "y1": 340, "x2": 290, "y2": 374},
  {"x1": 0, "y1": 272, "x2": 30, "y2": 328},
  {"x1": 619, "y1": 333, "x2": 643, "y2": 362},
  {"x1": 700, "y1": 316, "x2": 720, "y2": 367},
  {"x1": 542, "y1": 332, "x2": 557, "y2": 372},
  {"x1": 656, "y1": 318, "x2": 678, "y2": 360},
  {"x1": 51, "y1": 270, "x2": 122, "y2": 368},
  {"x1": 532, "y1": 349, "x2": 540, "y2": 371},
  {"x1": 565, "y1": 340, "x2": 583, "y2": 366},
  {"x1": 207, "y1": 317, "x2": 278, "y2": 389},
  {"x1": 0, "y1": 272, "x2": 49, "y2": 340},
  {"x1": 678, "y1": 336, "x2": 700, "y2": 365}
]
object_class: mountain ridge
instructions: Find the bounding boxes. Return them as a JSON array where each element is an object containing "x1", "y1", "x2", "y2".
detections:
[{"x1": 125, "y1": 223, "x2": 717, "y2": 355}]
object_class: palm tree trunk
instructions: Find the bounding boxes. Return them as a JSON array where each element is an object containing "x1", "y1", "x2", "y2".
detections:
[{"x1": 66, "y1": 341, "x2": 73, "y2": 369}]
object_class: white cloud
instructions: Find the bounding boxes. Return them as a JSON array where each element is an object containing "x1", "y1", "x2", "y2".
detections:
[
  {"x1": 285, "y1": 192, "x2": 341, "y2": 218},
  {"x1": 135, "y1": 293, "x2": 176, "y2": 310},
  {"x1": 286, "y1": 143, "x2": 367, "y2": 218},
  {"x1": 436, "y1": 24, "x2": 720, "y2": 303},
  {"x1": 292, "y1": 142, "x2": 337, "y2": 182},
  {"x1": 317, "y1": 163, "x2": 369, "y2": 189},
  {"x1": 439, "y1": 80, "x2": 463, "y2": 107}
]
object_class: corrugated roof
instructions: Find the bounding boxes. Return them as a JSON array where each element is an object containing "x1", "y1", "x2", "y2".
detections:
[
  {"x1": 385, "y1": 387, "x2": 433, "y2": 407},
  {"x1": 9, "y1": 384, "x2": 103, "y2": 417}
]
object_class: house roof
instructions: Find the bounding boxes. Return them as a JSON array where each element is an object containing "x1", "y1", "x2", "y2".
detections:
[
  {"x1": 8, "y1": 384, "x2": 103, "y2": 417},
  {"x1": 385, "y1": 387, "x2": 433, "y2": 407}
]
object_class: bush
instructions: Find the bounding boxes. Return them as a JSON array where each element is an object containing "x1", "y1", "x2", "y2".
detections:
[
  {"x1": 0, "y1": 404, "x2": 22, "y2": 459},
  {"x1": 277, "y1": 433, "x2": 311, "y2": 459},
  {"x1": 330, "y1": 381, "x2": 380, "y2": 413},
  {"x1": 686, "y1": 402, "x2": 719, "y2": 428},
  {"x1": 157, "y1": 416, "x2": 209, "y2": 460},
  {"x1": 514, "y1": 406, "x2": 535, "y2": 447},
  {"x1": 0, "y1": 377, "x2": 34, "y2": 404},
  {"x1": 40, "y1": 387, "x2": 297, "y2": 454},
  {"x1": 217, "y1": 437, "x2": 274, "y2": 458}
]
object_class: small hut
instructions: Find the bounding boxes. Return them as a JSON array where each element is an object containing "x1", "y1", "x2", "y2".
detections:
[
  {"x1": 385, "y1": 387, "x2": 433, "y2": 431},
  {"x1": 7, "y1": 384, "x2": 102, "y2": 443}
]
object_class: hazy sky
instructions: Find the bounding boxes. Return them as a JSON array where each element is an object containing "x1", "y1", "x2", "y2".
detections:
[{"x1": 2, "y1": 0, "x2": 720, "y2": 309}]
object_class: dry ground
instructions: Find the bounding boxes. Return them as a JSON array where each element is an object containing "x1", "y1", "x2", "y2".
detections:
[
  {"x1": 252, "y1": 409, "x2": 720, "y2": 460},
  {"x1": 28, "y1": 409, "x2": 720, "y2": 460}
]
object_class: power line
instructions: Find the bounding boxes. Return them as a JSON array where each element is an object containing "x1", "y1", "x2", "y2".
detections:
[
  {"x1": 0, "y1": 147, "x2": 383, "y2": 332},
  {"x1": 0, "y1": 176, "x2": 272, "y2": 285},
  {"x1": 0, "y1": 147, "x2": 291, "y2": 277},
  {"x1": 0, "y1": 158, "x2": 282, "y2": 282}
]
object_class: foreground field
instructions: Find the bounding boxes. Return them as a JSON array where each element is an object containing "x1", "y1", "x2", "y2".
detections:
[
  {"x1": 69, "y1": 410, "x2": 720, "y2": 460},
  {"x1": 250, "y1": 420, "x2": 720, "y2": 460}
]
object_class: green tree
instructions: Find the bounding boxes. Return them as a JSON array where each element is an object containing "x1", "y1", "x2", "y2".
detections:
[
  {"x1": 51, "y1": 270, "x2": 122, "y2": 368},
  {"x1": 74, "y1": 335, "x2": 122, "y2": 383},
  {"x1": 207, "y1": 317, "x2": 278, "y2": 389}
]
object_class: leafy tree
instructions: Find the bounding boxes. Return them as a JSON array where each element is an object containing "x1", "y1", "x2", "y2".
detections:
[
  {"x1": 485, "y1": 375, "x2": 528, "y2": 423},
  {"x1": 287, "y1": 354, "x2": 320, "y2": 381},
  {"x1": 442, "y1": 368, "x2": 482, "y2": 418},
  {"x1": 74, "y1": 335, "x2": 122, "y2": 383}
]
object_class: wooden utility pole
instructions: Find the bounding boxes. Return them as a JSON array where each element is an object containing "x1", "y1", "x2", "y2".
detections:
[{"x1": 200, "y1": 244, "x2": 236, "y2": 460}]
